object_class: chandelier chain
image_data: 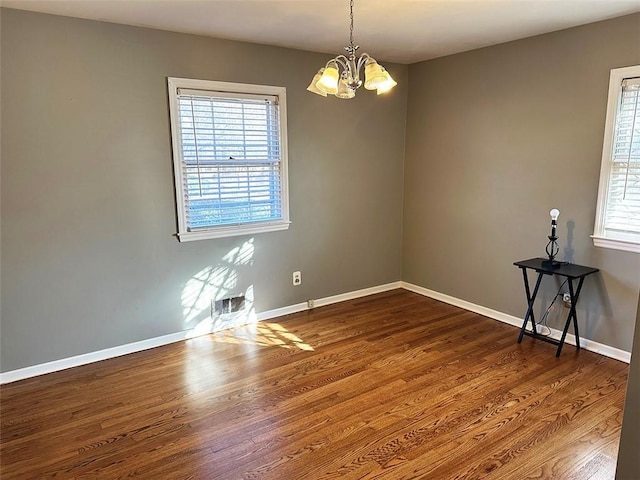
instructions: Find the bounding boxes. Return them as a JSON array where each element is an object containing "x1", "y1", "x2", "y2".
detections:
[{"x1": 349, "y1": 0, "x2": 354, "y2": 48}]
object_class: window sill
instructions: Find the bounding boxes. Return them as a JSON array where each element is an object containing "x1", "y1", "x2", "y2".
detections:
[
  {"x1": 178, "y1": 221, "x2": 291, "y2": 242},
  {"x1": 591, "y1": 235, "x2": 640, "y2": 254}
]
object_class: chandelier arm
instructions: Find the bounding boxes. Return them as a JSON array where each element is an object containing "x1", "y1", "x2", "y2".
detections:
[
  {"x1": 356, "y1": 53, "x2": 370, "y2": 68},
  {"x1": 355, "y1": 53, "x2": 371, "y2": 79},
  {"x1": 332, "y1": 55, "x2": 350, "y2": 71}
]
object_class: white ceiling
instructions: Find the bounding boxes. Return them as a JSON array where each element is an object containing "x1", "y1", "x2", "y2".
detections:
[{"x1": 2, "y1": 0, "x2": 639, "y2": 64}]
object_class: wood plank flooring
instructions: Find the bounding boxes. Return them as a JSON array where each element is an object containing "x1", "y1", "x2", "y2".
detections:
[{"x1": 0, "y1": 290, "x2": 629, "y2": 479}]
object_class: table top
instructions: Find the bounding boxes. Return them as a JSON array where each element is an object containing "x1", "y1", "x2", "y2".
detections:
[{"x1": 514, "y1": 257, "x2": 599, "y2": 279}]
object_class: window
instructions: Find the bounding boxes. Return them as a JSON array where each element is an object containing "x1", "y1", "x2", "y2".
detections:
[
  {"x1": 168, "y1": 78, "x2": 290, "y2": 241},
  {"x1": 593, "y1": 65, "x2": 640, "y2": 253}
]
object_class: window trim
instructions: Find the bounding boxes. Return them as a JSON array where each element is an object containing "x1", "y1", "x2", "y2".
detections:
[
  {"x1": 167, "y1": 77, "x2": 290, "y2": 242},
  {"x1": 592, "y1": 65, "x2": 640, "y2": 254}
]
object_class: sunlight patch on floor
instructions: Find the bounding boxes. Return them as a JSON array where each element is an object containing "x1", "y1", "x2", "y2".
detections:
[{"x1": 210, "y1": 322, "x2": 314, "y2": 351}]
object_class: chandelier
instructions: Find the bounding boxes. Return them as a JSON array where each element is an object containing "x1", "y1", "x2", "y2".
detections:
[{"x1": 307, "y1": 0, "x2": 397, "y2": 99}]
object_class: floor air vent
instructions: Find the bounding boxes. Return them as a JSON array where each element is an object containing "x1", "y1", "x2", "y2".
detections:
[{"x1": 213, "y1": 295, "x2": 246, "y2": 316}]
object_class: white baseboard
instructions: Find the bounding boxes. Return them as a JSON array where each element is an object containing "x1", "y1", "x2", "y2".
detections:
[
  {"x1": 314, "y1": 281, "x2": 403, "y2": 308},
  {"x1": 1, "y1": 280, "x2": 628, "y2": 384},
  {"x1": 0, "y1": 282, "x2": 402, "y2": 384},
  {"x1": 254, "y1": 281, "x2": 403, "y2": 319},
  {"x1": 401, "y1": 281, "x2": 631, "y2": 364},
  {"x1": 0, "y1": 331, "x2": 191, "y2": 385}
]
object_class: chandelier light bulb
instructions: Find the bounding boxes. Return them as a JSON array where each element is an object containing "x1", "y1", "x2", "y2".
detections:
[{"x1": 550, "y1": 208, "x2": 560, "y2": 221}]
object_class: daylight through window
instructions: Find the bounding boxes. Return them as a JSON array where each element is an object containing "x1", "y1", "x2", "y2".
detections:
[
  {"x1": 593, "y1": 66, "x2": 640, "y2": 253},
  {"x1": 168, "y1": 78, "x2": 290, "y2": 241}
]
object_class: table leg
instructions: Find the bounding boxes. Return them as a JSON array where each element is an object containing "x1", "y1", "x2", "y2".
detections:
[
  {"x1": 518, "y1": 270, "x2": 543, "y2": 343},
  {"x1": 556, "y1": 276, "x2": 585, "y2": 357}
]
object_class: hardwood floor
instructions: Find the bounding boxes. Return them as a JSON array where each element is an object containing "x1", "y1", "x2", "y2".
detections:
[{"x1": 0, "y1": 290, "x2": 629, "y2": 479}]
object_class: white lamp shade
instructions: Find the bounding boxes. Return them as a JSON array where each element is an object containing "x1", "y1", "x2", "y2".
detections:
[
  {"x1": 364, "y1": 60, "x2": 387, "y2": 90},
  {"x1": 335, "y1": 76, "x2": 356, "y2": 99},
  {"x1": 376, "y1": 69, "x2": 397, "y2": 95},
  {"x1": 307, "y1": 69, "x2": 327, "y2": 96},
  {"x1": 317, "y1": 64, "x2": 339, "y2": 95}
]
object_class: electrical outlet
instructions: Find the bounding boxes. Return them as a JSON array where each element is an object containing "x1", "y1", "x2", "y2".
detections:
[
  {"x1": 563, "y1": 293, "x2": 572, "y2": 308},
  {"x1": 293, "y1": 271, "x2": 301, "y2": 286}
]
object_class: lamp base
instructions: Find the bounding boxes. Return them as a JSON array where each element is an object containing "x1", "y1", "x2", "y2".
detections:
[{"x1": 541, "y1": 259, "x2": 562, "y2": 269}]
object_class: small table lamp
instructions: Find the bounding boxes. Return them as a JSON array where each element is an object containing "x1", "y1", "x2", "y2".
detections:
[{"x1": 542, "y1": 208, "x2": 561, "y2": 268}]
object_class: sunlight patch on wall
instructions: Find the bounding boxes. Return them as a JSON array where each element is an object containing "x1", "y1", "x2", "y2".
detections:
[
  {"x1": 181, "y1": 265, "x2": 238, "y2": 324},
  {"x1": 187, "y1": 285, "x2": 257, "y2": 338},
  {"x1": 181, "y1": 238, "x2": 256, "y2": 336}
]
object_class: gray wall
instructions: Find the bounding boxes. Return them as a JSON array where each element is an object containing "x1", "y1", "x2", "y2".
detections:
[
  {"x1": 403, "y1": 14, "x2": 640, "y2": 352},
  {"x1": 1, "y1": 8, "x2": 639, "y2": 369},
  {"x1": 616, "y1": 293, "x2": 640, "y2": 478},
  {"x1": 0, "y1": 8, "x2": 408, "y2": 372}
]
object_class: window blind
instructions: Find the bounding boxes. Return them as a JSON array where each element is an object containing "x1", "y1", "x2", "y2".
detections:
[
  {"x1": 604, "y1": 77, "x2": 640, "y2": 238},
  {"x1": 176, "y1": 92, "x2": 283, "y2": 230}
]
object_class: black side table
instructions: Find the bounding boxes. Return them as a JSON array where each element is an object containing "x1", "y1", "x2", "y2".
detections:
[{"x1": 514, "y1": 258, "x2": 599, "y2": 357}]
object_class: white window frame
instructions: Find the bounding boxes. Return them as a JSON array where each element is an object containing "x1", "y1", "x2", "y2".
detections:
[
  {"x1": 592, "y1": 65, "x2": 640, "y2": 254},
  {"x1": 167, "y1": 77, "x2": 290, "y2": 242}
]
